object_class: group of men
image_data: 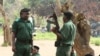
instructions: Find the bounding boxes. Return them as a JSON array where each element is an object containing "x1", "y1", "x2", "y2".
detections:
[{"x1": 12, "y1": 8, "x2": 77, "y2": 56}]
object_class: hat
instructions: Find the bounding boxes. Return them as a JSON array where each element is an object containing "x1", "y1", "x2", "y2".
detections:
[
  {"x1": 34, "y1": 45, "x2": 40, "y2": 50},
  {"x1": 63, "y1": 11, "x2": 73, "y2": 19},
  {"x1": 20, "y1": 8, "x2": 30, "y2": 12}
]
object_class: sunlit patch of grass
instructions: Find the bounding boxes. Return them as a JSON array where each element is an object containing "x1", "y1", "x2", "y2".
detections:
[
  {"x1": 90, "y1": 37, "x2": 100, "y2": 46},
  {"x1": 33, "y1": 31, "x2": 56, "y2": 40},
  {"x1": 1, "y1": 42, "x2": 9, "y2": 47},
  {"x1": 0, "y1": 28, "x2": 3, "y2": 36}
]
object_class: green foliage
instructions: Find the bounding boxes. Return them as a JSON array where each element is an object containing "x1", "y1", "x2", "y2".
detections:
[
  {"x1": 19, "y1": 0, "x2": 30, "y2": 8},
  {"x1": 1, "y1": 42, "x2": 9, "y2": 47},
  {"x1": 30, "y1": 0, "x2": 65, "y2": 16},
  {"x1": 30, "y1": 0, "x2": 41, "y2": 7},
  {"x1": 95, "y1": 41, "x2": 100, "y2": 46},
  {"x1": 0, "y1": 28, "x2": 3, "y2": 36},
  {"x1": 30, "y1": 0, "x2": 54, "y2": 7},
  {"x1": 0, "y1": 18, "x2": 3, "y2": 36},
  {"x1": 0, "y1": 17, "x2": 4, "y2": 22},
  {"x1": 90, "y1": 37, "x2": 100, "y2": 46},
  {"x1": 34, "y1": 32, "x2": 100, "y2": 46},
  {"x1": 4, "y1": 0, "x2": 31, "y2": 22},
  {"x1": 3, "y1": 0, "x2": 65, "y2": 22}
]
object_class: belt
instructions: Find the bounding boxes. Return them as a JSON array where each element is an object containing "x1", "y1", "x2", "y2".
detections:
[
  {"x1": 17, "y1": 39, "x2": 31, "y2": 44},
  {"x1": 60, "y1": 43, "x2": 71, "y2": 46}
]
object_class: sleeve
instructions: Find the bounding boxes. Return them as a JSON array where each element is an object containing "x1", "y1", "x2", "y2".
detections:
[
  {"x1": 12, "y1": 21, "x2": 18, "y2": 33},
  {"x1": 60, "y1": 24, "x2": 70, "y2": 40}
]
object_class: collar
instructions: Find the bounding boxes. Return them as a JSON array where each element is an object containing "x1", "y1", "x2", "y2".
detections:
[
  {"x1": 20, "y1": 18, "x2": 30, "y2": 22},
  {"x1": 65, "y1": 20, "x2": 72, "y2": 23}
]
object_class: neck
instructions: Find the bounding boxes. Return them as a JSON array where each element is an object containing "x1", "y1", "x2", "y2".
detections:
[
  {"x1": 65, "y1": 19, "x2": 71, "y2": 23},
  {"x1": 21, "y1": 18, "x2": 28, "y2": 21}
]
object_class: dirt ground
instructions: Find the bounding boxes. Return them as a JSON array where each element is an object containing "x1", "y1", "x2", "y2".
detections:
[{"x1": 0, "y1": 37, "x2": 100, "y2": 56}]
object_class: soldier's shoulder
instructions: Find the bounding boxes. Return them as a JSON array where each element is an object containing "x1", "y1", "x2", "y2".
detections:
[
  {"x1": 12, "y1": 19, "x2": 21, "y2": 25},
  {"x1": 66, "y1": 20, "x2": 73, "y2": 25},
  {"x1": 14, "y1": 18, "x2": 21, "y2": 23},
  {"x1": 15, "y1": 18, "x2": 20, "y2": 21}
]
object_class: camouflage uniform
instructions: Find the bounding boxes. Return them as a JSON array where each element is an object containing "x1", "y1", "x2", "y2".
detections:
[
  {"x1": 56, "y1": 20, "x2": 76, "y2": 56},
  {"x1": 12, "y1": 19, "x2": 33, "y2": 56}
]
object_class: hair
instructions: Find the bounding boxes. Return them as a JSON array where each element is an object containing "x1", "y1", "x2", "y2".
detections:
[
  {"x1": 63, "y1": 11, "x2": 73, "y2": 20},
  {"x1": 34, "y1": 45, "x2": 40, "y2": 50},
  {"x1": 20, "y1": 8, "x2": 30, "y2": 15}
]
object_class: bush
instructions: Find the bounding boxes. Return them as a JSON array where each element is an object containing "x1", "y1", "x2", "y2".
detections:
[
  {"x1": 90, "y1": 37, "x2": 100, "y2": 46},
  {"x1": 0, "y1": 28, "x2": 3, "y2": 36},
  {"x1": 95, "y1": 41, "x2": 100, "y2": 46}
]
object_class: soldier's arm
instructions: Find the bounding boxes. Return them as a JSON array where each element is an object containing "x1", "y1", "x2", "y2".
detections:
[
  {"x1": 12, "y1": 21, "x2": 18, "y2": 52},
  {"x1": 12, "y1": 32, "x2": 16, "y2": 46},
  {"x1": 56, "y1": 32, "x2": 63, "y2": 39},
  {"x1": 52, "y1": 24, "x2": 70, "y2": 39},
  {"x1": 59, "y1": 24, "x2": 70, "y2": 40},
  {"x1": 12, "y1": 32, "x2": 16, "y2": 52},
  {"x1": 51, "y1": 27, "x2": 62, "y2": 39}
]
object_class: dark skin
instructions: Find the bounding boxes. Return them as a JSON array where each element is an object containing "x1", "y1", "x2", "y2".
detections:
[
  {"x1": 32, "y1": 48, "x2": 38, "y2": 54},
  {"x1": 20, "y1": 12, "x2": 30, "y2": 20},
  {"x1": 51, "y1": 15, "x2": 68, "y2": 39},
  {"x1": 12, "y1": 11, "x2": 30, "y2": 52}
]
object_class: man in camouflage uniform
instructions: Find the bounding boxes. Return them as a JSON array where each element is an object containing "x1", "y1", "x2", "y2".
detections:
[
  {"x1": 12, "y1": 8, "x2": 34, "y2": 56},
  {"x1": 32, "y1": 45, "x2": 40, "y2": 56},
  {"x1": 52, "y1": 12, "x2": 76, "y2": 56}
]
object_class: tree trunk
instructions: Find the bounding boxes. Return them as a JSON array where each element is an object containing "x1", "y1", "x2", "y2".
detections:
[
  {"x1": 0, "y1": 0, "x2": 3, "y2": 6},
  {"x1": 0, "y1": 4, "x2": 12, "y2": 46}
]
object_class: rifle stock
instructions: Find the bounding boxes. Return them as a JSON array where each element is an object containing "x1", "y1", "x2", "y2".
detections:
[{"x1": 47, "y1": 3, "x2": 61, "y2": 47}]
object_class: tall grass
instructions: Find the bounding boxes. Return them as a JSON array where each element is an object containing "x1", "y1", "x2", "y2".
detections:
[
  {"x1": 34, "y1": 31, "x2": 100, "y2": 46},
  {"x1": 0, "y1": 28, "x2": 3, "y2": 36},
  {"x1": 90, "y1": 37, "x2": 100, "y2": 46},
  {"x1": 0, "y1": 28, "x2": 100, "y2": 46},
  {"x1": 34, "y1": 31, "x2": 56, "y2": 40}
]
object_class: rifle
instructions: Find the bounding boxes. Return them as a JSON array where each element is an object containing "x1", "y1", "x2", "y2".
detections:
[{"x1": 48, "y1": 5, "x2": 61, "y2": 47}]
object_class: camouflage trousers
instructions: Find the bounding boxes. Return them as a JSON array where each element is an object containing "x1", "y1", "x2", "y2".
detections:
[
  {"x1": 56, "y1": 45, "x2": 72, "y2": 56},
  {"x1": 13, "y1": 41, "x2": 31, "y2": 56}
]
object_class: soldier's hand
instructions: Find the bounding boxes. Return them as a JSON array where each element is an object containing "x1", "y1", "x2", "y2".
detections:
[
  {"x1": 51, "y1": 27, "x2": 58, "y2": 34},
  {"x1": 12, "y1": 45, "x2": 16, "y2": 52},
  {"x1": 49, "y1": 13, "x2": 57, "y2": 18}
]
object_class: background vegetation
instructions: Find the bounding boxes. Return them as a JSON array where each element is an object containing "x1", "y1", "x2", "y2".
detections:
[{"x1": 0, "y1": 0, "x2": 100, "y2": 46}]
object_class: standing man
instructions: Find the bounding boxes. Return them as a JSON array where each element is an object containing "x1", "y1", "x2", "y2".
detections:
[
  {"x1": 46, "y1": 22, "x2": 51, "y2": 32},
  {"x1": 12, "y1": 8, "x2": 34, "y2": 56},
  {"x1": 52, "y1": 12, "x2": 76, "y2": 56}
]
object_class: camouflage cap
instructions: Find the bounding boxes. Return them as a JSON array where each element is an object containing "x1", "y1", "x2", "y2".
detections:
[{"x1": 33, "y1": 45, "x2": 40, "y2": 50}]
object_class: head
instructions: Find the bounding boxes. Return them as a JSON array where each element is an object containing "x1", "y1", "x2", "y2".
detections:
[
  {"x1": 20, "y1": 8, "x2": 30, "y2": 20},
  {"x1": 63, "y1": 11, "x2": 73, "y2": 23},
  {"x1": 32, "y1": 45, "x2": 40, "y2": 54}
]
